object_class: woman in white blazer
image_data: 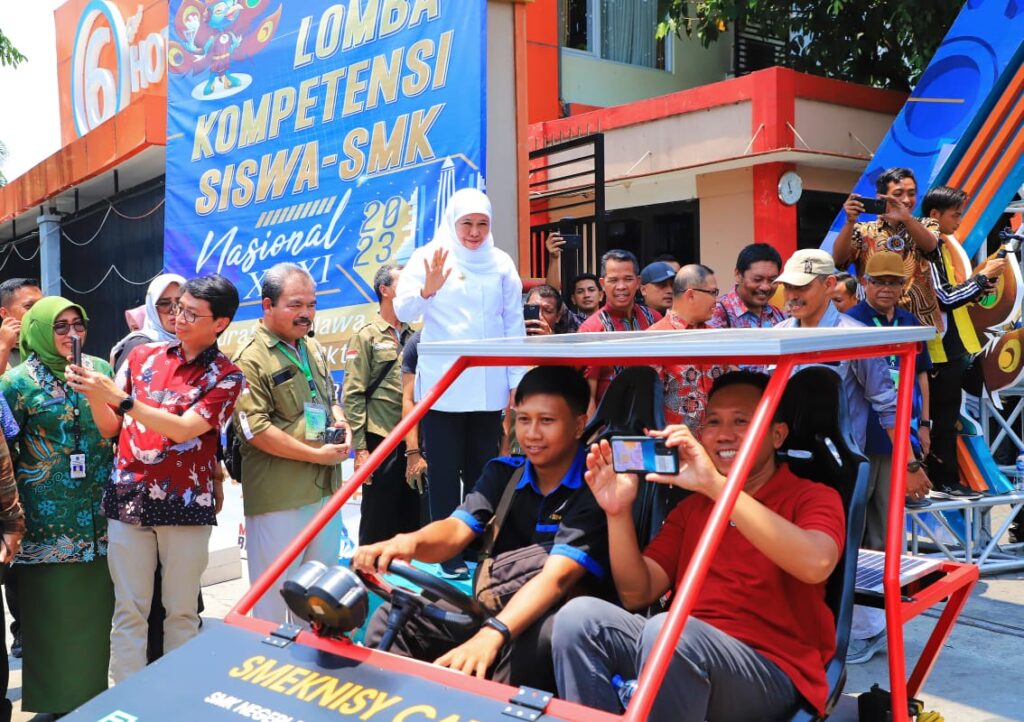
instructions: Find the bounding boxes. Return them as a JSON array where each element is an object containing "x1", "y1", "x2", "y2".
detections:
[{"x1": 394, "y1": 188, "x2": 525, "y2": 578}]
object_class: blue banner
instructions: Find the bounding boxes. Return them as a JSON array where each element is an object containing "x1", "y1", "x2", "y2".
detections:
[{"x1": 164, "y1": 0, "x2": 486, "y2": 370}]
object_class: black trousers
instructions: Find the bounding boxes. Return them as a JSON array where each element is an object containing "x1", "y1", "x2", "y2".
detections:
[
  {"x1": 926, "y1": 355, "x2": 972, "y2": 488},
  {"x1": 359, "y1": 434, "x2": 420, "y2": 545},
  {"x1": 365, "y1": 601, "x2": 557, "y2": 692},
  {"x1": 420, "y1": 410, "x2": 502, "y2": 523}
]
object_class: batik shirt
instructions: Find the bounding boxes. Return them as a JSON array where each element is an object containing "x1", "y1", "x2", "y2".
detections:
[
  {"x1": 102, "y1": 341, "x2": 244, "y2": 527},
  {"x1": 708, "y1": 288, "x2": 786, "y2": 329},
  {"x1": 1, "y1": 354, "x2": 114, "y2": 564},
  {"x1": 849, "y1": 217, "x2": 942, "y2": 328},
  {"x1": 647, "y1": 313, "x2": 730, "y2": 433}
]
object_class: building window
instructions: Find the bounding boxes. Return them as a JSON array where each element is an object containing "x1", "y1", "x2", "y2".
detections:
[
  {"x1": 562, "y1": 0, "x2": 669, "y2": 71},
  {"x1": 797, "y1": 191, "x2": 848, "y2": 251}
]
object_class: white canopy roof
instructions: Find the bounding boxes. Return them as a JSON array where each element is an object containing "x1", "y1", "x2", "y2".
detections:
[{"x1": 417, "y1": 326, "x2": 934, "y2": 361}]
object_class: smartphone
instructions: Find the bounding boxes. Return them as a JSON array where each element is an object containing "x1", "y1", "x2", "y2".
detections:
[
  {"x1": 323, "y1": 427, "x2": 346, "y2": 445},
  {"x1": 557, "y1": 219, "x2": 583, "y2": 252},
  {"x1": 523, "y1": 303, "x2": 541, "y2": 321},
  {"x1": 71, "y1": 335, "x2": 82, "y2": 367},
  {"x1": 853, "y1": 195, "x2": 888, "y2": 215},
  {"x1": 610, "y1": 436, "x2": 679, "y2": 475}
]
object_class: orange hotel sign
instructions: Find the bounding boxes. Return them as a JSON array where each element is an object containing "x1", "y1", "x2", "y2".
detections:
[{"x1": 55, "y1": 0, "x2": 168, "y2": 147}]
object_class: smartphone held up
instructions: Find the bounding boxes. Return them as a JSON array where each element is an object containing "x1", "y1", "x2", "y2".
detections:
[{"x1": 610, "y1": 436, "x2": 679, "y2": 475}]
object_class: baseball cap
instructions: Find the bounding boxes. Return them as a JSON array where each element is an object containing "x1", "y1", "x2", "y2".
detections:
[
  {"x1": 864, "y1": 251, "x2": 907, "y2": 279},
  {"x1": 775, "y1": 249, "x2": 838, "y2": 287},
  {"x1": 640, "y1": 262, "x2": 676, "y2": 285}
]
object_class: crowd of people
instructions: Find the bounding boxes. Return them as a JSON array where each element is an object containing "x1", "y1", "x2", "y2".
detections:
[
  {"x1": 0, "y1": 169, "x2": 1009, "y2": 722},
  {"x1": 346, "y1": 168, "x2": 1014, "y2": 722}
]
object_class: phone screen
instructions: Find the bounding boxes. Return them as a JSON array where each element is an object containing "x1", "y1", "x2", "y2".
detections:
[
  {"x1": 610, "y1": 437, "x2": 678, "y2": 474},
  {"x1": 71, "y1": 335, "x2": 82, "y2": 367}
]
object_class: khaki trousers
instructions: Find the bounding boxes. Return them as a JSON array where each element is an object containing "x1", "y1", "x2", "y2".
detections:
[
  {"x1": 245, "y1": 497, "x2": 343, "y2": 624},
  {"x1": 107, "y1": 519, "x2": 211, "y2": 683}
]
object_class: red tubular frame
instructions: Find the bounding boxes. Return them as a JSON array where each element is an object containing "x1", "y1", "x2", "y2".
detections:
[
  {"x1": 228, "y1": 356, "x2": 469, "y2": 619},
  {"x1": 883, "y1": 348, "x2": 917, "y2": 721},
  {"x1": 623, "y1": 358, "x2": 796, "y2": 722},
  {"x1": 225, "y1": 338, "x2": 978, "y2": 722}
]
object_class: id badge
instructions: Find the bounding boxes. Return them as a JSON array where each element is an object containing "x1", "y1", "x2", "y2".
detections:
[
  {"x1": 888, "y1": 368, "x2": 901, "y2": 390},
  {"x1": 304, "y1": 403, "x2": 328, "y2": 442},
  {"x1": 70, "y1": 453, "x2": 87, "y2": 479}
]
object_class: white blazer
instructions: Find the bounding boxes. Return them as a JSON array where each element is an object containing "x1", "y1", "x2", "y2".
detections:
[{"x1": 395, "y1": 240, "x2": 526, "y2": 412}]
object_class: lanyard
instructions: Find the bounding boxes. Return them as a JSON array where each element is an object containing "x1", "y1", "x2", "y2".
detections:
[
  {"x1": 61, "y1": 383, "x2": 84, "y2": 453},
  {"x1": 277, "y1": 340, "x2": 319, "y2": 401},
  {"x1": 871, "y1": 316, "x2": 899, "y2": 367}
]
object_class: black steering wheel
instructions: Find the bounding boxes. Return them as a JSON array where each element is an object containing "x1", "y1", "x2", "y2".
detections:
[{"x1": 356, "y1": 561, "x2": 488, "y2": 651}]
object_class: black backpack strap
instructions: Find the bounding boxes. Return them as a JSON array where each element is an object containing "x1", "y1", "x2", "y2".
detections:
[
  {"x1": 478, "y1": 465, "x2": 527, "y2": 561},
  {"x1": 364, "y1": 357, "x2": 398, "y2": 399},
  {"x1": 715, "y1": 301, "x2": 733, "y2": 328},
  {"x1": 363, "y1": 327, "x2": 411, "y2": 398}
]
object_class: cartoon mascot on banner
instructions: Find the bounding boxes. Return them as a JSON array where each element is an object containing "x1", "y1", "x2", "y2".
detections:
[{"x1": 166, "y1": 0, "x2": 282, "y2": 98}]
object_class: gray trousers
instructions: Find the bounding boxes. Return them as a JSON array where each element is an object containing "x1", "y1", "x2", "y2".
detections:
[{"x1": 552, "y1": 597, "x2": 798, "y2": 722}]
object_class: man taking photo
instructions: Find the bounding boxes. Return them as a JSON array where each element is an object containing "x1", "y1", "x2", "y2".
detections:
[
  {"x1": 70, "y1": 274, "x2": 245, "y2": 683},
  {"x1": 553, "y1": 372, "x2": 844, "y2": 721}
]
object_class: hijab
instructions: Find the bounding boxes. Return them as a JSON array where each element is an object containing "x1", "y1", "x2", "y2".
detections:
[
  {"x1": 124, "y1": 305, "x2": 146, "y2": 332},
  {"x1": 20, "y1": 296, "x2": 88, "y2": 382},
  {"x1": 434, "y1": 188, "x2": 501, "y2": 273},
  {"x1": 141, "y1": 273, "x2": 186, "y2": 343}
]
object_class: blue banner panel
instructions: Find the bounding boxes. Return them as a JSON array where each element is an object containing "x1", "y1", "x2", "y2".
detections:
[{"x1": 164, "y1": 0, "x2": 486, "y2": 371}]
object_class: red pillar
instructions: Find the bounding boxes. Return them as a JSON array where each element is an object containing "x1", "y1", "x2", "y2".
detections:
[
  {"x1": 750, "y1": 68, "x2": 799, "y2": 260},
  {"x1": 525, "y1": 0, "x2": 561, "y2": 124},
  {"x1": 752, "y1": 162, "x2": 798, "y2": 261}
]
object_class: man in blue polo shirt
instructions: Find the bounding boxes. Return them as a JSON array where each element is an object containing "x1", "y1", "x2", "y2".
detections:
[{"x1": 352, "y1": 366, "x2": 609, "y2": 692}]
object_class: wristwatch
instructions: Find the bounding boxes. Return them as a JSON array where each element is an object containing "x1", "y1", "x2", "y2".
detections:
[
  {"x1": 483, "y1": 617, "x2": 512, "y2": 646},
  {"x1": 115, "y1": 396, "x2": 135, "y2": 416},
  {"x1": 907, "y1": 460, "x2": 923, "y2": 473},
  {"x1": 918, "y1": 419, "x2": 932, "y2": 429}
]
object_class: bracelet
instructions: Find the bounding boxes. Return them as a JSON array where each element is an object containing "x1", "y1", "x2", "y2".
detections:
[
  {"x1": 483, "y1": 617, "x2": 512, "y2": 646},
  {"x1": 404, "y1": 448, "x2": 421, "y2": 457}
]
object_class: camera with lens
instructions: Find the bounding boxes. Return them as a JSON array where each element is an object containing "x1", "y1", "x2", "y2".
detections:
[{"x1": 323, "y1": 426, "x2": 347, "y2": 445}]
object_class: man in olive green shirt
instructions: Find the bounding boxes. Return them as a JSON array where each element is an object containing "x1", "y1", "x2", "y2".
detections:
[
  {"x1": 232, "y1": 263, "x2": 351, "y2": 623},
  {"x1": 343, "y1": 263, "x2": 419, "y2": 545}
]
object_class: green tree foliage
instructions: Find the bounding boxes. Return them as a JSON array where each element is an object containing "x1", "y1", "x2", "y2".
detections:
[
  {"x1": 0, "y1": 29, "x2": 25, "y2": 186},
  {"x1": 658, "y1": 1, "x2": 961, "y2": 91},
  {"x1": 0, "y1": 29, "x2": 25, "y2": 69}
]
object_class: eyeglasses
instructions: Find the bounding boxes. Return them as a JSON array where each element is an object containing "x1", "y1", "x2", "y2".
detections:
[
  {"x1": 170, "y1": 304, "x2": 214, "y2": 324},
  {"x1": 691, "y1": 288, "x2": 720, "y2": 298},
  {"x1": 155, "y1": 299, "x2": 177, "y2": 313},
  {"x1": 867, "y1": 277, "x2": 902, "y2": 288},
  {"x1": 53, "y1": 320, "x2": 87, "y2": 336}
]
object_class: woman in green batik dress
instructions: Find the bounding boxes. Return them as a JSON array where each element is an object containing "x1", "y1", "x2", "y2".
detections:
[{"x1": 0, "y1": 296, "x2": 116, "y2": 715}]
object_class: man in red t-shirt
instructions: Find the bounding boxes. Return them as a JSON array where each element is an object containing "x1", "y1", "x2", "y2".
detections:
[
  {"x1": 552, "y1": 372, "x2": 845, "y2": 722},
  {"x1": 577, "y1": 250, "x2": 661, "y2": 410}
]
